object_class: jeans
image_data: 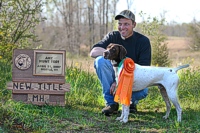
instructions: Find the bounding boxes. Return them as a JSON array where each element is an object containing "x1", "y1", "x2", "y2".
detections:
[{"x1": 94, "y1": 56, "x2": 148, "y2": 106}]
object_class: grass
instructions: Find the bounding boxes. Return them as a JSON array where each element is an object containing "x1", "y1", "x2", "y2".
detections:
[{"x1": 0, "y1": 59, "x2": 200, "y2": 133}]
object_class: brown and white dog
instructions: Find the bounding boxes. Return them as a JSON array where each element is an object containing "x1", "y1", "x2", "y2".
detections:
[{"x1": 103, "y1": 43, "x2": 189, "y2": 123}]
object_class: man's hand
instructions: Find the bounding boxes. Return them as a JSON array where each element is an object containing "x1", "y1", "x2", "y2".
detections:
[
  {"x1": 110, "y1": 82, "x2": 117, "y2": 95},
  {"x1": 90, "y1": 47, "x2": 106, "y2": 58}
]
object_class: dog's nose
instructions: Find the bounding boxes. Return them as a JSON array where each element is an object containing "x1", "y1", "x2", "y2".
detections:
[{"x1": 103, "y1": 50, "x2": 110, "y2": 59}]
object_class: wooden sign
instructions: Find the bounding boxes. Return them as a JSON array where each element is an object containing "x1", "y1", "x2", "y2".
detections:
[
  {"x1": 8, "y1": 49, "x2": 71, "y2": 106},
  {"x1": 12, "y1": 49, "x2": 66, "y2": 83},
  {"x1": 7, "y1": 82, "x2": 70, "y2": 106}
]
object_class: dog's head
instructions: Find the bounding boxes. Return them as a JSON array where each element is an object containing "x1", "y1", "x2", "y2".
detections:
[{"x1": 103, "y1": 43, "x2": 127, "y2": 61}]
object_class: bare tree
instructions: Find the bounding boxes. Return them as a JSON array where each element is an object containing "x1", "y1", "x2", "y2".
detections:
[
  {"x1": 51, "y1": 0, "x2": 79, "y2": 52},
  {"x1": 88, "y1": 0, "x2": 93, "y2": 49},
  {"x1": 102, "y1": 0, "x2": 105, "y2": 38},
  {"x1": 105, "y1": 0, "x2": 109, "y2": 33},
  {"x1": 92, "y1": 0, "x2": 95, "y2": 45},
  {"x1": 35, "y1": 0, "x2": 120, "y2": 55},
  {"x1": 126, "y1": 0, "x2": 133, "y2": 10},
  {"x1": 111, "y1": 0, "x2": 119, "y2": 29},
  {"x1": 76, "y1": 0, "x2": 81, "y2": 54},
  {"x1": 98, "y1": 0, "x2": 102, "y2": 39}
]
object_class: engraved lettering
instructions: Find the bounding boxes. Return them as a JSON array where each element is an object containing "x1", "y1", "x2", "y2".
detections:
[
  {"x1": 39, "y1": 60, "x2": 49, "y2": 63},
  {"x1": 39, "y1": 95, "x2": 44, "y2": 101},
  {"x1": 51, "y1": 60, "x2": 59, "y2": 63},
  {"x1": 59, "y1": 84, "x2": 63, "y2": 90},
  {"x1": 37, "y1": 65, "x2": 46, "y2": 67},
  {"x1": 20, "y1": 83, "x2": 24, "y2": 89},
  {"x1": 13, "y1": 82, "x2": 18, "y2": 89},
  {"x1": 11, "y1": 82, "x2": 66, "y2": 91},
  {"x1": 53, "y1": 83, "x2": 56, "y2": 90},
  {"x1": 25, "y1": 83, "x2": 31, "y2": 90},
  {"x1": 45, "y1": 57, "x2": 53, "y2": 59},
  {"x1": 33, "y1": 95, "x2": 38, "y2": 101},
  {"x1": 47, "y1": 83, "x2": 51, "y2": 90},
  {"x1": 38, "y1": 83, "x2": 42, "y2": 90},
  {"x1": 53, "y1": 66, "x2": 61, "y2": 68}
]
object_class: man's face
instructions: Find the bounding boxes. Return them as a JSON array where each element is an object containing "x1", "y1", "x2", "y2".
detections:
[{"x1": 118, "y1": 18, "x2": 136, "y2": 38}]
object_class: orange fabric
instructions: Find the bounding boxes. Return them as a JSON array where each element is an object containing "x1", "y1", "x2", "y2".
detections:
[{"x1": 114, "y1": 58, "x2": 135, "y2": 106}]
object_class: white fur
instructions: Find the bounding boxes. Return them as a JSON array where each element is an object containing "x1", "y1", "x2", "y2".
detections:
[{"x1": 115, "y1": 64, "x2": 189, "y2": 123}]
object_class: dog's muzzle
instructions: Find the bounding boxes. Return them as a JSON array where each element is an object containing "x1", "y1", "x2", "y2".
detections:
[{"x1": 103, "y1": 50, "x2": 110, "y2": 59}]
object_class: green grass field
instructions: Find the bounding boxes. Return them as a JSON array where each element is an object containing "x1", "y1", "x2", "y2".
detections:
[{"x1": 0, "y1": 60, "x2": 200, "y2": 133}]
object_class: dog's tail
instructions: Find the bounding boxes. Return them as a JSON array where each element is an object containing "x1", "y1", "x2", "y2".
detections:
[{"x1": 173, "y1": 64, "x2": 190, "y2": 73}]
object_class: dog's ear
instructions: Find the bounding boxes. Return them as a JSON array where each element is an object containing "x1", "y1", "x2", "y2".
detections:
[{"x1": 119, "y1": 45, "x2": 127, "y2": 60}]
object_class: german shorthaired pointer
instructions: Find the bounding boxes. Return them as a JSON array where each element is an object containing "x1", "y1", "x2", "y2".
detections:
[{"x1": 103, "y1": 43, "x2": 189, "y2": 123}]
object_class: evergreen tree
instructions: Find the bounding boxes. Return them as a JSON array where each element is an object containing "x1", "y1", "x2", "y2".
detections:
[{"x1": 138, "y1": 12, "x2": 171, "y2": 67}]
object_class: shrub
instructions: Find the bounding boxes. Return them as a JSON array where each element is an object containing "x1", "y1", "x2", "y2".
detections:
[
  {"x1": 138, "y1": 12, "x2": 171, "y2": 67},
  {"x1": 0, "y1": 0, "x2": 45, "y2": 63}
]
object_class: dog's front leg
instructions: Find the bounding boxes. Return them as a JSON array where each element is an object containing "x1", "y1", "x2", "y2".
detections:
[
  {"x1": 121, "y1": 105, "x2": 129, "y2": 123},
  {"x1": 116, "y1": 104, "x2": 124, "y2": 121},
  {"x1": 116, "y1": 104, "x2": 129, "y2": 123}
]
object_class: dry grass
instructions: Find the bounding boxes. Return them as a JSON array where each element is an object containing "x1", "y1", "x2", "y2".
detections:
[
  {"x1": 167, "y1": 36, "x2": 200, "y2": 67},
  {"x1": 66, "y1": 36, "x2": 200, "y2": 72},
  {"x1": 66, "y1": 57, "x2": 95, "y2": 73}
]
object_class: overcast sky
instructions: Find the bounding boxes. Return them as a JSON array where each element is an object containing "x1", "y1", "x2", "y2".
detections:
[{"x1": 116, "y1": 0, "x2": 200, "y2": 23}]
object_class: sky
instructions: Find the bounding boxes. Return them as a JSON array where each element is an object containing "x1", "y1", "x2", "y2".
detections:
[{"x1": 116, "y1": 0, "x2": 200, "y2": 24}]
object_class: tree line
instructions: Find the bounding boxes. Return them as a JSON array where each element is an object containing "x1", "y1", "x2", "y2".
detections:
[
  {"x1": 0, "y1": 0, "x2": 200, "y2": 64},
  {"x1": 35, "y1": 0, "x2": 200, "y2": 54}
]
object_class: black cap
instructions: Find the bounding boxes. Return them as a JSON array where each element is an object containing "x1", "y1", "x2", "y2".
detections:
[{"x1": 115, "y1": 10, "x2": 135, "y2": 21}]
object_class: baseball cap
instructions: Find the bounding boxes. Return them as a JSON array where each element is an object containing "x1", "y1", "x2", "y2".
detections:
[{"x1": 115, "y1": 10, "x2": 135, "y2": 21}]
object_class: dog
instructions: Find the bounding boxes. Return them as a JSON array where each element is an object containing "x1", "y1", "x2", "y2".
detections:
[{"x1": 103, "y1": 43, "x2": 189, "y2": 123}]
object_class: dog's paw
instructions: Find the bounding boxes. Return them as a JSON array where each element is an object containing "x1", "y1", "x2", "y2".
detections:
[
  {"x1": 120, "y1": 119, "x2": 128, "y2": 123},
  {"x1": 121, "y1": 117, "x2": 128, "y2": 123}
]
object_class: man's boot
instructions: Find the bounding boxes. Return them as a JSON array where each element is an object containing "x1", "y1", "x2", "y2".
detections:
[
  {"x1": 130, "y1": 103, "x2": 137, "y2": 113},
  {"x1": 102, "y1": 103, "x2": 119, "y2": 116}
]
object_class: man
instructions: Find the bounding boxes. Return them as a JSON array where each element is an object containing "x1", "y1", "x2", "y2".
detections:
[{"x1": 90, "y1": 10, "x2": 151, "y2": 116}]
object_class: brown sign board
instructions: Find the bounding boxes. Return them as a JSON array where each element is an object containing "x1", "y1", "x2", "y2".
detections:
[
  {"x1": 7, "y1": 82, "x2": 70, "y2": 106},
  {"x1": 12, "y1": 49, "x2": 66, "y2": 84},
  {"x1": 9, "y1": 49, "x2": 71, "y2": 106}
]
